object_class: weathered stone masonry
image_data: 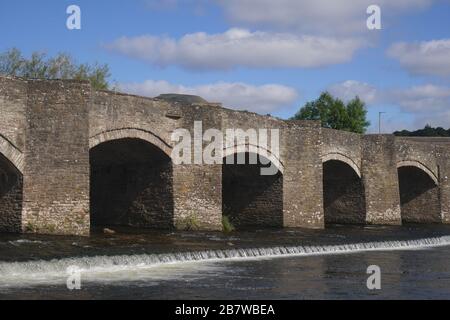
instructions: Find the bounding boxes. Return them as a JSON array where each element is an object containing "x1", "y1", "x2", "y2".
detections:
[{"x1": 0, "y1": 76, "x2": 449, "y2": 235}]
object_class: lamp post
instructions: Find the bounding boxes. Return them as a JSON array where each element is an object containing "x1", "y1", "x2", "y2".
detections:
[{"x1": 378, "y1": 112, "x2": 386, "y2": 134}]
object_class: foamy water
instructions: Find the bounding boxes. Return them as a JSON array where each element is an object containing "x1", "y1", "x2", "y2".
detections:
[{"x1": 1, "y1": 236, "x2": 450, "y2": 288}]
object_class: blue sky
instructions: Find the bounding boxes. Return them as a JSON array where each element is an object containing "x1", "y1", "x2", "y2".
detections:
[{"x1": 1, "y1": 0, "x2": 449, "y2": 132}]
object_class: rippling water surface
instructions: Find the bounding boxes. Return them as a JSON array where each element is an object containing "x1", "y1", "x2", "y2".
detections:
[{"x1": 1, "y1": 225, "x2": 450, "y2": 299}]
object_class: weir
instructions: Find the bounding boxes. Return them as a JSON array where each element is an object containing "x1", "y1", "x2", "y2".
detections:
[{"x1": 1, "y1": 236, "x2": 450, "y2": 287}]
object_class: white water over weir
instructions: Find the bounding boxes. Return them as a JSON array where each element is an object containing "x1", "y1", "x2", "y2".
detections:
[{"x1": 1, "y1": 236, "x2": 450, "y2": 286}]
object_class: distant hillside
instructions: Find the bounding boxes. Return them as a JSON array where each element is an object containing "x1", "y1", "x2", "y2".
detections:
[
  {"x1": 394, "y1": 125, "x2": 450, "y2": 137},
  {"x1": 156, "y1": 94, "x2": 208, "y2": 104}
]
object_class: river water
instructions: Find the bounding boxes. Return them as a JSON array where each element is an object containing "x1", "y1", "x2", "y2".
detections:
[{"x1": 1, "y1": 225, "x2": 450, "y2": 299}]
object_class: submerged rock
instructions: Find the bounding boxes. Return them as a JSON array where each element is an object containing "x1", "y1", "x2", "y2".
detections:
[{"x1": 103, "y1": 228, "x2": 116, "y2": 235}]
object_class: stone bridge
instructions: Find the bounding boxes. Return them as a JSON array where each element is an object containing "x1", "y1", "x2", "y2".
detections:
[{"x1": 0, "y1": 76, "x2": 449, "y2": 236}]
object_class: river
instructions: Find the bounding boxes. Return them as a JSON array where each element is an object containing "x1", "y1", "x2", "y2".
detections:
[{"x1": 1, "y1": 225, "x2": 450, "y2": 299}]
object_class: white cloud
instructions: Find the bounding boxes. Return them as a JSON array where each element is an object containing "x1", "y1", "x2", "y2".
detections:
[
  {"x1": 386, "y1": 84, "x2": 450, "y2": 131},
  {"x1": 119, "y1": 80, "x2": 299, "y2": 114},
  {"x1": 105, "y1": 28, "x2": 366, "y2": 70},
  {"x1": 386, "y1": 84, "x2": 450, "y2": 112},
  {"x1": 328, "y1": 80, "x2": 450, "y2": 130},
  {"x1": 387, "y1": 39, "x2": 450, "y2": 76},
  {"x1": 217, "y1": 0, "x2": 434, "y2": 35},
  {"x1": 411, "y1": 109, "x2": 450, "y2": 128},
  {"x1": 328, "y1": 80, "x2": 378, "y2": 104}
]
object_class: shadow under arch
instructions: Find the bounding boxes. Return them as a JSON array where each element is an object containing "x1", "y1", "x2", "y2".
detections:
[
  {"x1": 397, "y1": 160, "x2": 438, "y2": 185},
  {"x1": 322, "y1": 153, "x2": 361, "y2": 178},
  {"x1": 397, "y1": 161, "x2": 441, "y2": 224},
  {"x1": 0, "y1": 152, "x2": 23, "y2": 233},
  {"x1": 222, "y1": 152, "x2": 283, "y2": 230},
  {"x1": 222, "y1": 143, "x2": 284, "y2": 174},
  {"x1": 323, "y1": 159, "x2": 366, "y2": 226},
  {"x1": 89, "y1": 137, "x2": 174, "y2": 230},
  {"x1": 89, "y1": 128, "x2": 172, "y2": 158}
]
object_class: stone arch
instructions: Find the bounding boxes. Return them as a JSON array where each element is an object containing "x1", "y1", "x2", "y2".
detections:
[
  {"x1": 322, "y1": 152, "x2": 361, "y2": 178},
  {"x1": 89, "y1": 128, "x2": 172, "y2": 159},
  {"x1": 322, "y1": 157, "x2": 366, "y2": 225},
  {"x1": 221, "y1": 150, "x2": 284, "y2": 229},
  {"x1": 397, "y1": 161, "x2": 441, "y2": 224},
  {"x1": 222, "y1": 143, "x2": 284, "y2": 174},
  {"x1": 0, "y1": 134, "x2": 24, "y2": 174},
  {"x1": 89, "y1": 135, "x2": 174, "y2": 230},
  {"x1": 0, "y1": 136, "x2": 23, "y2": 233},
  {"x1": 397, "y1": 160, "x2": 438, "y2": 186}
]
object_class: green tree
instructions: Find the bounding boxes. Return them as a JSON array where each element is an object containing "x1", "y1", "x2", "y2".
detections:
[
  {"x1": 291, "y1": 92, "x2": 370, "y2": 134},
  {"x1": 346, "y1": 96, "x2": 371, "y2": 133},
  {"x1": 0, "y1": 48, "x2": 110, "y2": 90}
]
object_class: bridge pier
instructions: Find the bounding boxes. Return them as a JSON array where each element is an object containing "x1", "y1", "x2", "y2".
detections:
[
  {"x1": 21, "y1": 80, "x2": 91, "y2": 236},
  {"x1": 282, "y1": 122, "x2": 324, "y2": 229},
  {"x1": 173, "y1": 163, "x2": 222, "y2": 230},
  {"x1": 362, "y1": 135, "x2": 402, "y2": 225},
  {"x1": 437, "y1": 146, "x2": 450, "y2": 224},
  {"x1": 172, "y1": 104, "x2": 223, "y2": 231}
]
